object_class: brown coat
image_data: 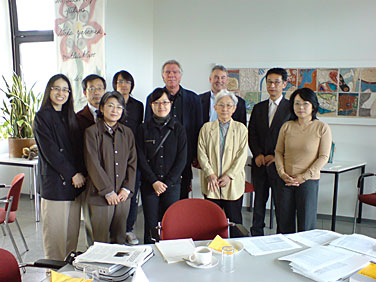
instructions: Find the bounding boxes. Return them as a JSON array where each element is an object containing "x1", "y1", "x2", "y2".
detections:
[{"x1": 84, "y1": 119, "x2": 137, "y2": 206}]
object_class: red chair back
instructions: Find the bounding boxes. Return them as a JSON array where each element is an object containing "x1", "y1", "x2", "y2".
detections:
[
  {"x1": 6, "y1": 173, "x2": 25, "y2": 212},
  {"x1": 0, "y1": 248, "x2": 21, "y2": 282},
  {"x1": 161, "y1": 198, "x2": 228, "y2": 241},
  {"x1": 359, "y1": 193, "x2": 376, "y2": 206},
  {"x1": 245, "y1": 181, "x2": 254, "y2": 193}
]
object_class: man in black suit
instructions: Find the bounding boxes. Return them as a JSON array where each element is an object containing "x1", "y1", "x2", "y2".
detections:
[
  {"x1": 200, "y1": 65, "x2": 247, "y2": 126},
  {"x1": 248, "y1": 68, "x2": 291, "y2": 236}
]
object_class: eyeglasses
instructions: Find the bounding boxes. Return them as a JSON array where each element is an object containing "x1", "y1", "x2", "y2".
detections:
[
  {"x1": 266, "y1": 80, "x2": 283, "y2": 86},
  {"x1": 163, "y1": 70, "x2": 181, "y2": 75},
  {"x1": 117, "y1": 80, "x2": 131, "y2": 85},
  {"x1": 152, "y1": 101, "x2": 171, "y2": 106},
  {"x1": 294, "y1": 101, "x2": 311, "y2": 108},
  {"x1": 87, "y1": 87, "x2": 105, "y2": 92},
  {"x1": 51, "y1": 86, "x2": 70, "y2": 93},
  {"x1": 104, "y1": 103, "x2": 124, "y2": 111},
  {"x1": 216, "y1": 103, "x2": 234, "y2": 109}
]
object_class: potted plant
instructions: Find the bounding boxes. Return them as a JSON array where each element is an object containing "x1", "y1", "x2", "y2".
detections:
[{"x1": 0, "y1": 73, "x2": 41, "y2": 158}]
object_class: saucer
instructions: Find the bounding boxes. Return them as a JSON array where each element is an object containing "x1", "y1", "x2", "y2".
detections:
[{"x1": 186, "y1": 256, "x2": 218, "y2": 269}]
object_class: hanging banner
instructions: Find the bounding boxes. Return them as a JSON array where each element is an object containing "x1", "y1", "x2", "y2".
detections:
[{"x1": 54, "y1": 0, "x2": 105, "y2": 111}]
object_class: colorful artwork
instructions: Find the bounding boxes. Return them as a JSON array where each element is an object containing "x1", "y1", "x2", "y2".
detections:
[
  {"x1": 239, "y1": 69, "x2": 259, "y2": 92},
  {"x1": 298, "y1": 69, "x2": 317, "y2": 91},
  {"x1": 338, "y1": 93, "x2": 358, "y2": 116},
  {"x1": 231, "y1": 67, "x2": 376, "y2": 118},
  {"x1": 318, "y1": 69, "x2": 338, "y2": 92},
  {"x1": 244, "y1": 92, "x2": 260, "y2": 114},
  {"x1": 318, "y1": 93, "x2": 337, "y2": 116},
  {"x1": 339, "y1": 68, "x2": 360, "y2": 92},
  {"x1": 227, "y1": 70, "x2": 240, "y2": 92},
  {"x1": 285, "y1": 69, "x2": 298, "y2": 93},
  {"x1": 359, "y1": 93, "x2": 376, "y2": 117},
  {"x1": 360, "y1": 68, "x2": 376, "y2": 92}
]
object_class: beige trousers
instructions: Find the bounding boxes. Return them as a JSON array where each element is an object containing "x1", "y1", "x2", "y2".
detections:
[
  {"x1": 86, "y1": 198, "x2": 130, "y2": 245},
  {"x1": 41, "y1": 194, "x2": 82, "y2": 260}
]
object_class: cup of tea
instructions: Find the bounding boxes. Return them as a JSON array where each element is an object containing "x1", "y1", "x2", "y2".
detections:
[{"x1": 189, "y1": 246, "x2": 212, "y2": 265}]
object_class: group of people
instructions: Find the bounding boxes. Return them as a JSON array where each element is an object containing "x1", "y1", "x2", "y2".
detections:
[{"x1": 32, "y1": 60, "x2": 332, "y2": 261}]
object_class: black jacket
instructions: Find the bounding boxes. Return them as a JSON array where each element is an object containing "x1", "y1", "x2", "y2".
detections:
[
  {"x1": 121, "y1": 96, "x2": 144, "y2": 136},
  {"x1": 33, "y1": 106, "x2": 84, "y2": 200},
  {"x1": 248, "y1": 98, "x2": 291, "y2": 178},
  {"x1": 136, "y1": 117, "x2": 187, "y2": 188}
]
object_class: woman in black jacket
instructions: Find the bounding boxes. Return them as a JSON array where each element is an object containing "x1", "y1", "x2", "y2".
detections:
[
  {"x1": 33, "y1": 74, "x2": 85, "y2": 260},
  {"x1": 137, "y1": 88, "x2": 187, "y2": 243}
]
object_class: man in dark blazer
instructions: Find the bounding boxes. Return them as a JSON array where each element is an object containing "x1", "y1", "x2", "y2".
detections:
[
  {"x1": 200, "y1": 65, "x2": 247, "y2": 126},
  {"x1": 145, "y1": 60, "x2": 203, "y2": 199},
  {"x1": 76, "y1": 74, "x2": 106, "y2": 132},
  {"x1": 248, "y1": 68, "x2": 291, "y2": 236}
]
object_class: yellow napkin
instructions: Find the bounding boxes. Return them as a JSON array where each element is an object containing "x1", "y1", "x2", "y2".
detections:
[
  {"x1": 358, "y1": 263, "x2": 376, "y2": 279},
  {"x1": 50, "y1": 270, "x2": 92, "y2": 282},
  {"x1": 208, "y1": 235, "x2": 237, "y2": 252}
]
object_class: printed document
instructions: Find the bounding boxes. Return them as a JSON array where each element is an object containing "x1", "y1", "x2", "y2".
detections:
[{"x1": 242, "y1": 234, "x2": 301, "y2": 256}]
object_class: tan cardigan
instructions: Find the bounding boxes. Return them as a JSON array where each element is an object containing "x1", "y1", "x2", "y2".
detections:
[
  {"x1": 275, "y1": 119, "x2": 332, "y2": 180},
  {"x1": 197, "y1": 119, "x2": 248, "y2": 200}
]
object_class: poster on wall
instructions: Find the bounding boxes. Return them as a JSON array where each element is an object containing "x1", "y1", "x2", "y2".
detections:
[{"x1": 54, "y1": 0, "x2": 105, "y2": 111}]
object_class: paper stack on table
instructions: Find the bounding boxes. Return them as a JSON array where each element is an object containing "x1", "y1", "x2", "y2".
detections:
[
  {"x1": 286, "y1": 229, "x2": 342, "y2": 247},
  {"x1": 279, "y1": 245, "x2": 370, "y2": 282}
]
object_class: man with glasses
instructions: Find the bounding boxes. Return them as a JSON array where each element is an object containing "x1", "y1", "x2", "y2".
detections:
[
  {"x1": 200, "y1": 65, "x2": 247, "y2": 126},
  {"x1": 77, "y1": 74, "x2": 106, "y2": 131},
  {"x1": 248, "y1": 68, "x2": 291, "y2": 236},
  {"x1": 145, "y1": 60, "x2": 203, "y2": 199}
]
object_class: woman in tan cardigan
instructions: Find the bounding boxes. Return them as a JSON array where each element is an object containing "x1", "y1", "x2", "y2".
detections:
[
  {"x1": 275, "y1": 87, "x2": 332, "y2": 234},
  {"x1": 198, "y1": 89, "x2": 248, "y2": 236}
]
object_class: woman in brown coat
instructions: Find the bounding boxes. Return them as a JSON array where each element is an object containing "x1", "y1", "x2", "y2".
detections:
[{"x1": 84, "y1": 91, "x2": 137, "y2": 244}]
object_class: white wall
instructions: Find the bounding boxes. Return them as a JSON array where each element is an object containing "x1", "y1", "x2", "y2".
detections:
[
  {"x1": 105, "y1": 0, "x2": 154, "y2": 105},
  {"x1": 152, "y1": 0, "x2": 376, "y2": 219}
]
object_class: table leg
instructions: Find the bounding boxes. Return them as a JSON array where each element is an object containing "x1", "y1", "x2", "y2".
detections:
[
  {"x1": 29, "y1": 167, "x2": 33, "y2": 200},
  {"x1": 33, "y1": 164, "x2": 40, "y2": 222},
  {"x1": 331, "y1": 173, "x2": 339, "y2": 231},
  {"x1": 357, "y1": 165, "x2": 366, "y2": 223}
]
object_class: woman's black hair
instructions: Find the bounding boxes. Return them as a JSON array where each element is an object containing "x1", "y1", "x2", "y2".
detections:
[
  {"x1": 289, "y1": 87, "x2": 319, "y2": 121},
  {"x1": 112, "y1": 70, "x2": 135, "y2": 94},
  {"x1": 97, "y1": 91, "x2": 126, "y2": 121},
  {"x1": 148, "y1": 87, "x2": 172, "y2": 105},
  {"x1": 40, "y1": 74, "x2": 79, "y2": 136}
]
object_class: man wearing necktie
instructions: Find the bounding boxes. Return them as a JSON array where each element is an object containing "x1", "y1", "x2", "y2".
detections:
[{"x1": 248, "y1": 68, "x2": 291, "y2": 236}]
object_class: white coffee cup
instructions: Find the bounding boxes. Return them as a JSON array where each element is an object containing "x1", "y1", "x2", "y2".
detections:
[{"x1": 189, "y1": 246, "x2": 212, "y2": 265}]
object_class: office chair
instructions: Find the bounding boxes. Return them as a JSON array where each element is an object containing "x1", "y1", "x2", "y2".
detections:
[
  {"x1": 0, "y1": 248, "x2": 21, "y2": 282},
  {"x1": 152, "y1": 198, "x2": 248, "y2": 242},
  {"x1": 353, "y1": 173, "x2": 376, "y2": 233},
  {"x1": 0, "y1": 173, "x2": 29, "y2": 263}
]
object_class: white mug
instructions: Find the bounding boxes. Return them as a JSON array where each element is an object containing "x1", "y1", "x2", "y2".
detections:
[{"x1": 189, "y1": 246, "x2": 212, "y2": 265}]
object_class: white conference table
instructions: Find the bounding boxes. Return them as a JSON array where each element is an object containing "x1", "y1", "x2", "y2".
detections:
[{"x1": 52, "y1": 237, "x2": 311, "y2": 282}]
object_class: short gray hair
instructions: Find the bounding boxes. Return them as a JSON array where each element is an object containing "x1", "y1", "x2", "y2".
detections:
[
  {"x1": 211, "y1": 65, "x2": 227, "y2": 74},
  {"x1": 161, "y1": 60, "x2": 183, "y2": 76},
  {"x1": 214, "y1": 89, "x2": 238, "y2": 106}
]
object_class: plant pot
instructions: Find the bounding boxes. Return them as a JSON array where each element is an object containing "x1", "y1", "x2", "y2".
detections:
[{"x1": 8, "y1": 138, "x2": 36, "y2": 158}]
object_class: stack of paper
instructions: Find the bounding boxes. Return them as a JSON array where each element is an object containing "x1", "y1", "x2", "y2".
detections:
[
  {"x1": 155, "y1": 238, "x2": 195, "y2": 264},
  {"x1": 350, "y1": 262, "x2": 376, "y2": 282},
  {"x1": 279, "y1": 245, "x2": 370, "y2": 282},
  {"x1": 242, "y1": 234, "x2": 301, "y2": 256},
  {"x1": 74, "y1": 242, "x2": 153, "y2": 268}
]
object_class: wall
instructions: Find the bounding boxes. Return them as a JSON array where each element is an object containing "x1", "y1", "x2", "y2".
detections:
[
  {"x1": 105, "y1": 0, "x2": 154, "y2": 105},
  {"x1": 153, "y1": 0, "x2": 376, "y2": 219}
]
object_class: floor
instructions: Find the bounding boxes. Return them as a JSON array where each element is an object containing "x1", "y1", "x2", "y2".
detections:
[{"x1": 1, "y1": 170, "x2": 375, "y2": 281}]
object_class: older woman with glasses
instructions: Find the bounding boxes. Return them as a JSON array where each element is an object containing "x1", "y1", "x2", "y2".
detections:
[
  {"x1": 136, "y1": 88, "x2": 187, "y2": 243},
  {"x1": 84, "y1": 91, "x2": 137, "y2": 244},
  {"x1": 275, "y1": 87, "x2": 332, "y2": 234},
  {"x1": 197, "y1": 89, "x2": 248, "y2": 236}
]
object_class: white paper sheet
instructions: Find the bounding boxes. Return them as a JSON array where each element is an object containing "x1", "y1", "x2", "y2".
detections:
[
  {"x1": 242, "y1": 234, "x2": 301, "y2": 256},
  {"x1": 155, "y1": 238, "x2": 195, "y2": 264},
  {"x1": 330, "y1": 234, "x2": 376, "y2": 258},
  {"x1": 286, "y1": 229, "x2": 342, "y2": 247}
]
